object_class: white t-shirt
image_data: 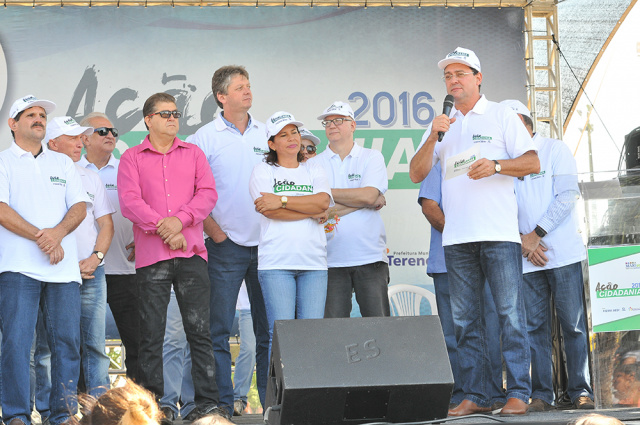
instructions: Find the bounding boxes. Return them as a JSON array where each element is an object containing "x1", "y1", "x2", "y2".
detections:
[
  {"x1": 249, "y1": 160, "x2": 332, "y2": 271},
  {"x1": 190, "y1": 114, "x2": 268, "y2": 247},
  {"x1": 78, "y1": 154, "x2": 135, "y2": 275},
  {"x1": 74, "y1": 164, "x2": 116, "y2": 262},
  {"x1": 0, "y1": 142, "x2": 89, "y2": 283},
  {"x1": 515, "y1": 134, "x2": 586, "y2": 273},
  {"x1": 417, "y1": 95, "x2": 537, "y2": 246},
  {"x1": 309, "y1": 143, "x2": 388, "y2": 267}
]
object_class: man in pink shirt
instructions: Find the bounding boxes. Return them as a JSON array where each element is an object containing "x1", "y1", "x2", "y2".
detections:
[{"x1": 118, "y1": 93, "x2": 226, "y2": 421}]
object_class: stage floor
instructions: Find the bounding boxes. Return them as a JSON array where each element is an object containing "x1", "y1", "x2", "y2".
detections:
[{"x1": 189, "y1": 407, "x2": 640, "y2": 425}]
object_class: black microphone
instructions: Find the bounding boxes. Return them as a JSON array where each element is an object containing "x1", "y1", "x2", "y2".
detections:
[{"x1": 438, "y1": 94, "x2": 455, "y2": 142}]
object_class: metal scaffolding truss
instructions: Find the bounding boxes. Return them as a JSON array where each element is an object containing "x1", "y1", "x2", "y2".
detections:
[{"x1": 525, "y1": 3, "x2": 563, "y2": 140}]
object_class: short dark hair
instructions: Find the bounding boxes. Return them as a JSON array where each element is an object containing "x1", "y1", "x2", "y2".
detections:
[
  {"x1": 521, "y1": 114, "x2": 534, "y2": 132},
  {"x1": 10, "y1": 109, "x2": 26, "y2": 139},
  {"x1": 470, "y1": 67, "x2": 482, "y2": 92},
  {"x1": 264, "y1": 133, "x2": 304, "y2": 166},
  {"x1": 211, "y1": 66, "x2": 249, "y2": 109},
  {"x1": 142, "y1": 93, "x2": 176, "y2": 130}
]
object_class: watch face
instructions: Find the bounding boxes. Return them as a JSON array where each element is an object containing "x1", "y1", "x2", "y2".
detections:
[{"x1": 95, "y1": 252, "x2": 104, "y2": 260}]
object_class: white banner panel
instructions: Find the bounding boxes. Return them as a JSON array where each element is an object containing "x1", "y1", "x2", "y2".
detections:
[{"x1": 0, "y1": 7, "x2": 526, "y2": 313}]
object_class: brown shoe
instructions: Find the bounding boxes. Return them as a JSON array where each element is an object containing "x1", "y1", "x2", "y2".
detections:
[
  {"x1": 499, "y1": 398, "x2": 529, "y2": 416},
  {"x1": 528, "y1": 398, "x2": 553, "y2": 412},
  {"x1": 448, "y1": 399, "x2": 491, "y2": 417},
  {"x1": 573, "y1": 396, "x2": 595, "y2": 410}
]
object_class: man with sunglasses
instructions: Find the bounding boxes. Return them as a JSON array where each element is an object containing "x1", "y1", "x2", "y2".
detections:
[
  {"x1": 78, "y1": 113, "x2": 141, "y2": 382},
  {"x1": 190, "y1": 65, "x2": 270, "y2": 416},
  {"x1": 310, "y1": 101, "x2": 389, "y2": 319},
  {"x1": 409, "y1": 47, "x2": 539, "y2": 417},
  {"x1": 118, "y1": 93, "x2": 225, "y2": 421}
]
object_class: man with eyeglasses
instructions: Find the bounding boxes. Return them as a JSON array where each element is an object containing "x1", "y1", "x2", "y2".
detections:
[
  {"x1": 0, "y1": 95, "x2": 88, "y2": 425},
  {"x1": 409, "y1": 47, "x2": 539, "y2": 417},
  {"x1": 78, "y1": 112, "x2": 141, "y2": 382},
  {"x1": 118, "y1": 93, "x2": 226, "y2": 421},
  {"x1": 190, "y1": 65, "x2": 270, "y2": 416},
  {"x1": 310, "y1": 101, "x2": 389, "y2": 319}
]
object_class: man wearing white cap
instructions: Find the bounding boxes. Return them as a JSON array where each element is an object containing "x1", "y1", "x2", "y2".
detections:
[
  {"x1": 311, "y1": 101, "x2": 389, "y2": 318},
  {"x1": 409, "y1": 48, "x2": 540, "y2": 416},
  {"x1": 46, "y1": 116, "x2": 115, "y2": 398},
  {"x1": 190, "y1": 65, "x2": 270, "y2": 415},
  {"x1": 0, "y1": 96, "x2": 89, "y2": 425},
  {"x1": 78, "y1": 112, "x2": 140, "y2": 382},
  {"x1": 503, "y1": 99, "x2": 594, "y2": 411}
]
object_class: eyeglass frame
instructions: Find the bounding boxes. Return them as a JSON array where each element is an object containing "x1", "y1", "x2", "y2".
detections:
[
  {"x1": 93, "y1": 127, "x2": 119, "y2": 138},
  {"x1": 441, "y1": 71, "x2": 474, "y2": 82},
  {"x1": 146, "y1": 110, "x2": 182, "y2": 119},
  {"x1": 321, "y1": 117, "x2": 353, "y2": 128}
]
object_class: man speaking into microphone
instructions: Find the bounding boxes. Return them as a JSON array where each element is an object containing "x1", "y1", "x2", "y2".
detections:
[{"x1": 409, "y1": 47, "x2": 539, "y2": 417}]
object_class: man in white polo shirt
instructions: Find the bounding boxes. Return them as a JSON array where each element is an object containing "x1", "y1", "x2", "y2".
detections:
[
  {"x1": 503, "y1": 99, "x2": 594, "y2": 411},
  {"x1": 78, "y1": 112, "x2": 140, "y2": 381},
  {"x1": 310, "y1": 101, "x2": 390, "y2": 318},
  {"x1": 409, "y1": 48, "x2": 540, "y2": 416},
  {"x1": 46, "y1": 116, "x2": 116, "y2": 398},
  {"x1": 189, "y1": 65, "x2": 269, "y2": 415},
  {"x1": 0, "y1": 95, "x2": 88, "y2": 425}
]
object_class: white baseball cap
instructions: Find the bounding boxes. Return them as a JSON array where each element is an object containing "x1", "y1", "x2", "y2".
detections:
[
  {"x1": 500, "y1": 99, "x2": 531, "y2": 118},
  {"x1": 299, "y1": 128, "x2": 321, "y2": 146},
  {"x1": 10, "y1": 94, "x2": 56, "y2": 119},
  {"x1": 317, "y1": 101, "x2": 354, "y2": 121},
  {"x1": 438, "y1": 47, "x2": 482, "y2": 72},
  {"x1": 45, "y1": 116, "x2": 94, "y2": 142},
  {"x1": 266, "y1": 111, "x2": 304, "y2": 139}
]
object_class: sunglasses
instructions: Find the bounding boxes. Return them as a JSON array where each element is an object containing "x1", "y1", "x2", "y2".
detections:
[
  {"x1": 301, "y1": 145, "x2": 317, "y2": 154},
  {"x1": 147, "y1": 110, "x2": 182, "y2": 119},
  {"x1": 94, "y1": 127, "x2": 118, "y2": 137}
]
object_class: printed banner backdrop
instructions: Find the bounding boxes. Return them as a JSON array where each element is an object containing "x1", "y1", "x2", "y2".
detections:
[
  {"x1": 0, "y1": 7, "x2": 526, "y2": 311},
  {"x1": 588, "y1": 246, "x2": 640, "y2": 332}
]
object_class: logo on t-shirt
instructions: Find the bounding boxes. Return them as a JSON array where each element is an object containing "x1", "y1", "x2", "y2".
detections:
[
  {"x1": 529, "y1": 170, "x2": 546, "y2": 180},
  {"x1": 50, "y1": 176, "x2": 67, "y2": 186},
  {"x1": 454, "y1": 155, "x2": 476, "y2": 169},
  {"x1": 105, "y1": 183, "x2": 117, "y2": 190},
  {"x1": 348, "y1": 173, "x2": 362, "y2": 181},
  {"x1": 272, "y1": 178, "x2": 313, "y2": 194},
  {"x1": 86, "y1": 191, "x2": 95, "y2": 202},
  {"x1": 253, "y1": 147, "x2": 269, "y2": 155},
  {"x1": 472, "y1": 134, "x2": 492, "y2": 143}
]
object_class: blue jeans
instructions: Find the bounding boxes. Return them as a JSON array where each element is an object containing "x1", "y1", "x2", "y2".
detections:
[
  {"x1": 233, "y1": 309, "x2": 256, "y2": 405},
  {"x1": 205, "y1": 237, "x2": 269, "y2": 415},
  {"x1": 524, "y1": 262, "x2": 593, "y2": 404},
  {"x1": 31, "y1": 309, "x2": 51, "y2": 419},
  {"x1": 432, "y1": 273, "x2": 504, "y2": 405},
  {"x1": 80, "y1": 265, "x2": 110, "y2": 397},
  {"x1": 444, "y1": 242, "x2": 531, "y2": 406},
  {"x1": 160, "y1": 291, "x2": 196, "y2": 418},
  {"x1": 258, "y1": 269, "x2": 327, "y2": 359},
  {"x1": 0, "y1": 272, "x2": 81, "y2": 425}
]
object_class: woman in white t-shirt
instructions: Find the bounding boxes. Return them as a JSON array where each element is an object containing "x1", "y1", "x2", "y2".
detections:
[{"x1": 249, "y1": 111, "x2": 332, "y2": 356}]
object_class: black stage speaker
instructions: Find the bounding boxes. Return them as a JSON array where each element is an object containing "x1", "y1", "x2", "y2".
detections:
[{"x1": 264, "y1": 316, "x2": 453, "y2": 425}]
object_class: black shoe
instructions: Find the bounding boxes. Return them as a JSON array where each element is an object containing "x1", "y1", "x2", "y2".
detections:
[
  {"x1": 196, "y1": 405, "x2": 233, "y2": 422},
  {"x1": 161, "y1": 407, "x2": 175, "y2": 425},
  {"x1": 183, "y1": 410, "x2": 200, "y2": 422}
]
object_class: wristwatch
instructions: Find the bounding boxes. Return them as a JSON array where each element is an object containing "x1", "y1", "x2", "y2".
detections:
[
  {"x1": 281, "y1": 196, "x2": 288, "y2": 209},
  {"x1": 93, "y1": 251, "x2": 104, "y2": 261},
  {"x1": 493, "y1": 160, "x2": 502, "y2": 174},
  {"x1": 534, "y1": 225, "x2": 547, "y2": 238}
]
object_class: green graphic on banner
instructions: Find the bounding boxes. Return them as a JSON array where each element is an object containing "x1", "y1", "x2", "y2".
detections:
[
  {"x1": 117, "y1": 129, "x2": 427, "y2": 190},
  {"x1": 594, "y1": 315, "x2": 640, "y2": 333},
  {"x1": 588, "y1": 245, "x2": 640, "y2": 266}
]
